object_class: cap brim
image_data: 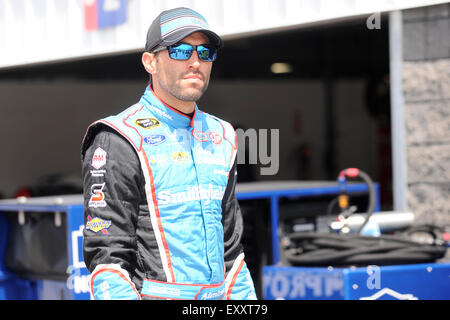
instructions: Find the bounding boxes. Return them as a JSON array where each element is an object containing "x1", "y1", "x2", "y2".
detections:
[{"x1": 160, "y1": 27, "x2": 223, "y2": 49}]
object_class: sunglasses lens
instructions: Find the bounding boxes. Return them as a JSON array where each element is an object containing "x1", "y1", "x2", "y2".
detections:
[
  {"x1": 197, "y1": 45, "x2": 217, "y2": 61},
  {"x1": 168, "y1": 44, "x2": 194, "y2": 60},
  {"x1": 168, "y1": 44, "x2": 217, "y2": 61}
]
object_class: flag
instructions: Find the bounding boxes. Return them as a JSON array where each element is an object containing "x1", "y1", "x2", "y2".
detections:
[{"x1": 84, "y1": 0, "x2": 127, "y2": 31}]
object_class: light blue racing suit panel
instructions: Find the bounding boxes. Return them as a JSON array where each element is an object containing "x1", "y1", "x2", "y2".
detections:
[{"x1": 82, "y1": 86, "x2": 257, "y2": 300}]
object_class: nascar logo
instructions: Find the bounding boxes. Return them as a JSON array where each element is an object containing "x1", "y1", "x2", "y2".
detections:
[{"x1": 135, "y1": 118, "x2": 160, "y2": 129}]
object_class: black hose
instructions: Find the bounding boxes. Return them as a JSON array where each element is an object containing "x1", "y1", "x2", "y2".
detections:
[
  {"x1": 282, "y1": 169, "x2": 448, "y2": 267},
  {"x1": 336, "y1": 168, "x2": 376, "y2": 234},
  {"x1": 283, "y1": 231, "x2": 448, "y2": 267}
]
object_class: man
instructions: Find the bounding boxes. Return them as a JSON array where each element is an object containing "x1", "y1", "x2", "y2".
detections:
[{"x1": 81, "y1": 7, "x2": 257, "y2": 300}]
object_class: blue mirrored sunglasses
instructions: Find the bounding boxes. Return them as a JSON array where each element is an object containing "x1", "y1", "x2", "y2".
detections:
[{"x1": 153, "y1": 43, "x2": 218, "y2": 62}]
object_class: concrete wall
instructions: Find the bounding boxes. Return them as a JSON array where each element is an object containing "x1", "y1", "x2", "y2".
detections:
[{"x1": 402, "y1": 3, "x2": 450, "y2": 225}]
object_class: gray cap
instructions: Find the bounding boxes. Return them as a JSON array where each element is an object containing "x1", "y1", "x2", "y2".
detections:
[{"x1": 145, "y1": 7, "x2": 223, "y2": 52}]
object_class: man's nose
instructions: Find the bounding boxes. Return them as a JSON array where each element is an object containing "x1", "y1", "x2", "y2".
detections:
[{"x1": 188, "y1": 50, "x2": 201, "y2": 68}]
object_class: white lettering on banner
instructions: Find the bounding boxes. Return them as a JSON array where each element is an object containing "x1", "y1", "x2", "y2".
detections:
[
  {"x1": 71, "y1": 226, "x2": 86, "y2": 269},
  {"x1": 265, "y1": 271, "x2": 344, "y2": 299},
  {"x1": 74, "y1": 275, "x2": 90, "y2": 294},
  {"x1": 66, "y1": 265, "x2": 90, "y2": 294},
  {"x1": 157, "y1": 184, "x2": 225, "y2": 205},
  {"x1": 103, "y1": 0, "x2": 121, "y2": 12}
]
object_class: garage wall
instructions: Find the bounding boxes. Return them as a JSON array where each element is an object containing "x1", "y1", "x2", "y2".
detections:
[
  {"x1": 0, "y1": 79, "x2": 146, "y2": 197},
  {"x1": 200, "y1": 80, "x2": 325, "y2": 181},
  {"x1": 201, "y1": 80, "x2": 377, "y2": 182},
  {"x1": 0, "y1": 78, "x2": 377, "y2": 198}
]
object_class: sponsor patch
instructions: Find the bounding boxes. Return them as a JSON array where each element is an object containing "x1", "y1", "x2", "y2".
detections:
[
  {"x1": 92, "y1": 147, "x2": 107, "y2": 169},
  {"x1": 157, "y1": 184, "x2": 226, "y2": 206},
  {"x1": 135, "y1": 118, "x2": 160, "y2": 130},
  {"x1": 171, "y1": 151, "x2": 190, "y2": 163},
  {"x1": 86, "y1": 215, "x2": 111, "y2": 234},
  {"x1": 208, "y1": 131, "x2": 223, "y2": 145},
  {"x1": 144, "y1": 134, "x2": 166, "y2": 146},
  {"x1": 89, "y1": 183, "x2": 107, "y2": 208},
  {"x1": 90, "y1": 169, "x2": 106, "y2": 177},
  {"x1": 192, "y1": 129, "x2": 209, "y2": 142}
]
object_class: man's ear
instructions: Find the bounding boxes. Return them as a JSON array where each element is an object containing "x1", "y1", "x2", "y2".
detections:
[{"x1": 142, "y1": 52, "x2": 156, "y2": 75}]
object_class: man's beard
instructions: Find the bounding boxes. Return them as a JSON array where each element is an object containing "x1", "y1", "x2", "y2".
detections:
[{"x1": 158, "y1": 71, "x2": 210, "y2": 102}]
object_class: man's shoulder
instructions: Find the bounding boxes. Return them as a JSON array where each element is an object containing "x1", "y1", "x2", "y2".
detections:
[
  {"x1": 81, "y1": 103, "x2": 145, "y2": 158},
  {"x1": 200, "y1": 111, "x2": 236, "y2": 135},
  {"x1": 81, "y1": 123, "x2": 134, "y2": 159}
]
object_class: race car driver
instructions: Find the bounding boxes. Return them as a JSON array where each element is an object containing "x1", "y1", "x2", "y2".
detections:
[{"x1": 81, "y1": 7, "x2": 257, "y2": 300}]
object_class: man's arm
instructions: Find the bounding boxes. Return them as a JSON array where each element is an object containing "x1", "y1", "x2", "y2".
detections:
[
  {"x1": 222, "y1": 159, "x2": 257, "y2": 300},
  {"x1": 82, "y1": 127, "x2": 143, "y2": 300}
]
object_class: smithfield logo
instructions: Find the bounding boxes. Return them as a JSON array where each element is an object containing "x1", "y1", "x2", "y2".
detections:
[
  {"x1": 144, "y1": 134, "x2": 166, "y2": 146},
  {"x1": 135, "y1": 118, "x2": 160, "y2": 129},
  {"x1": 157, "y1": 184, "x2": 225, "y2": 205},
  {"x1": 86, "y1": 215, "x2": 111, "y2": 234}
]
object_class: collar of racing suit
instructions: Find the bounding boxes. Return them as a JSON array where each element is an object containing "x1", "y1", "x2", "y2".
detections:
[{"x1": 140, "y1": 85, "x2": 198, "y2": 128}]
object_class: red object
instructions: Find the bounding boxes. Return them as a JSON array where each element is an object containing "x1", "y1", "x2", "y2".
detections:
[
  {"x1": 84, "y1": 0, "x2": 98, "y2": 31},
  {"x1": 345, "y1": 168, "x2": 360, "y2": 178},
  {"x1": 14, "y1": 188, "x2": 31, "y2": 198},
  {"x1": 443, "y1": 232, "x2": 450, "y2": 242}
]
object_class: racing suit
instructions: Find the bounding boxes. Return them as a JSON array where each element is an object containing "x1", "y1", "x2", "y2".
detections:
[{"x1": 81, "y1": 86, "x2": 257, "y2": 300}]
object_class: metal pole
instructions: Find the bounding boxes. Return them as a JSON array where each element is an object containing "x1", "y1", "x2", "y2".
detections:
[
  {"x1": 270, "y1": 196, "x2": 280, "y2": 264},
  {"x1": 389, "y1": 10, "x2": 408, "y2": 211}
]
